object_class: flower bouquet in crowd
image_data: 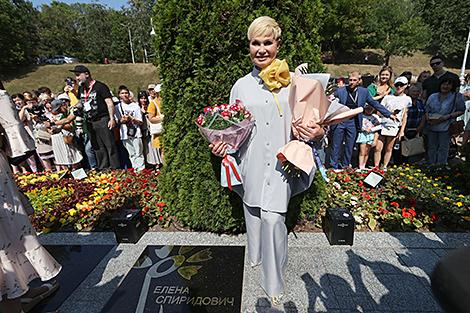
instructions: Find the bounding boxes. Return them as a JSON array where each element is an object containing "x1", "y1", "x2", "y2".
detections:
[
  {"x1": 277, "y1": 64, "x2": 364, "y2": 180},
  {"x1": 196, "y1": 100, "x2": 255, "y2": 190}
]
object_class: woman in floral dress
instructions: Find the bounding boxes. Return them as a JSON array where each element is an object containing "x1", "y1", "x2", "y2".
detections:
[{"x1": 0, "y1": 83, "x2": 61, "y2": 313}]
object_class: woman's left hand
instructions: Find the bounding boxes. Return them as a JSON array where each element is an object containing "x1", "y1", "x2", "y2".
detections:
[{"x1": 293, "y1": 119, "x2": 325, "y2": 141}]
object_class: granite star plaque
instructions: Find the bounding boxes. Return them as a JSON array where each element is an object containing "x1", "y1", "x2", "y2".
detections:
[{"x1": 101, "y1": 245, "x2": 245, "y2": 313}]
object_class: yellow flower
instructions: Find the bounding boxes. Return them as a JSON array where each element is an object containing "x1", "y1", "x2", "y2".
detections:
[
  {"x1": 417, "y1": 184, "x2": 421, "y2": 187},
  {"x1": 427, "y1": 180, "x2": 432, "y2": 183},
  {"x1": 443, "y1": 197, "x2": 449, "y2": 201},
  {"x1": 458, "y1": 195, "x2": 464, "y2": 198},
  {"x1": 68, "y1": 209, "x2": 77, "y2": 216},
  {"x1": 446, "y1": 186, "x2": 452, "y2": 190},
  {"x1": 433, "y1": 183, "x2": 438, "y2": 187},
  {"x1": 456, "y1": 202, "x2": 463, "y2": 207},
  {"x1": 400, "y1": 172, "x2": 405, "y2": 176},
  {"x1": 405, "y1": 167, "x2": 410, "y2": 171},
  {"x1": 432, "y1": 194, "x2": 436, "y2": 197}
]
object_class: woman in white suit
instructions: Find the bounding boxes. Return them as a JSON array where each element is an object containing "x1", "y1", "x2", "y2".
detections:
[{"x1": 210, "y1": 16, "x2": 324, "y2": 305}]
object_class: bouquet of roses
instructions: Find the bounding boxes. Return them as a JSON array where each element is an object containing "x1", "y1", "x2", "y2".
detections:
[
  {"x1": 277, "y1": 64, "x2": 363, "y2": 180},
  {"x1": 196, "y1": 100, "x2": 255, "y2": 190}
]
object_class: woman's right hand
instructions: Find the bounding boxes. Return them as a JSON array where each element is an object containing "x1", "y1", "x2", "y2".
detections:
[{"x1": 209, "y1": 141, "x2": 228, "y2": 157}]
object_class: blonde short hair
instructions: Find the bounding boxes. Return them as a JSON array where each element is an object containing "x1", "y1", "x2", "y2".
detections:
[{"x1": 247, "y1": 16, "x2": 281, "y2": 41}]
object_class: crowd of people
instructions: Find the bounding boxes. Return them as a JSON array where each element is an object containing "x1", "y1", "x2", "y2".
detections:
[
  {"x1": 328, "y1": 56, "x2": 469, "y2": 170},
  {"x1": 3, "y1": 65, "x2": 164, "y2": 175}
]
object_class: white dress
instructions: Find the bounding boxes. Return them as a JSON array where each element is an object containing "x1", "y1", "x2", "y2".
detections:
[
  {"x1": 0, "y1": 151, "x2": 61, "y2": 300},
  {"x1": 50, "y1": 113, "x2": 83, "y2": 166},
  {"x1": 0, "y1": 91, "x2": 36, "y2": 159}
]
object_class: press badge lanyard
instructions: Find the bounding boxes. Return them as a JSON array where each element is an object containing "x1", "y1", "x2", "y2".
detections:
[
  {"x1": 347, "y1": 89, "x2": 358, "y2": 107},
  {"x1": 83, "y1": 80, "x2": 96, "y2": 102}
]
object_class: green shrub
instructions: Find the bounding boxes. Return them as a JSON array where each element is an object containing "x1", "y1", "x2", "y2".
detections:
[{"x1": 154, "y1": 0, "x2": 325, "y2": 233}]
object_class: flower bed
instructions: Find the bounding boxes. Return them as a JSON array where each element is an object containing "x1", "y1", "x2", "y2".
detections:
[
  {"x1": 321, "y1": 165, "x2": 470, "y2": 231},
  {"x1": 16, "y1": 165, "x2": 469, "y2": 233},
  {"x1": 16, "y1": 169, "x2": 170, "y2": 233}
]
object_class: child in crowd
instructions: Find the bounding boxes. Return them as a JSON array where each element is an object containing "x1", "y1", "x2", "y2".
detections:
[{"x1": 356, "y1": 105, "x2": 381, "y2": 170}]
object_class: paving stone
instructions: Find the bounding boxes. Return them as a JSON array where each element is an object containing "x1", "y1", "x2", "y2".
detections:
[{"x1": 42, "y1": 232, "x2": 468, "y2": 313}]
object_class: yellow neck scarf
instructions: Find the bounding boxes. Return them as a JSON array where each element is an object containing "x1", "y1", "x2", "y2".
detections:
[
  {"x1": 258, "y1": 59, "x2": 291, "y2": 91},
  {"x1": 258, "y1": 59, "x2": 290, "y2": 117}
]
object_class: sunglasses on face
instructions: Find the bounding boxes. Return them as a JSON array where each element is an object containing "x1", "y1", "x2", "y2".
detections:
[
  {"x1": 395, "y1": 83, "x2": 406, "y2": 88},
  {"x1": 430, "y1": 61, "x2": 442, "y2": 66}
]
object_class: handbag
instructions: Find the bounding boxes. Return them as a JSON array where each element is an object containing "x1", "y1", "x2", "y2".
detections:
[
  {"x1": 149, "y1": 102, "x2": 164, "y2": 135},
  {"x1": 448, "y1": 93, "x2": 465, "y2": 136},
  {"x1": 449, "y1": 120, "x2": 464, "y2": 136},
  {"x1": 149, "y1": 121, "x2": 163, "y2": 135},
  {"x1": 63, "y1": 134, "x2": 74, "y2": 145},
  {"x1": 401, "y1": 136, "x2": 425, "y2": 157}
]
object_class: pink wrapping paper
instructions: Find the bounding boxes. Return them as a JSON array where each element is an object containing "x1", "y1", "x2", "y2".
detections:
[
  {"x1": 278, "y1": 65, "x2": 363, "y2": 175},
  {"x1": 198, "y1": 118, "x2": 255, "y2": 151}
]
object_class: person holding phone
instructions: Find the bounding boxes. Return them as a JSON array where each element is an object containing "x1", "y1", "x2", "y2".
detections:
[{"x1": 374, "y1": 76, "x2": 412, "y2": 169}]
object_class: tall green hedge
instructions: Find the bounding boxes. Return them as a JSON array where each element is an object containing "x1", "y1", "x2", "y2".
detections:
[{"x1": 154, "y1": 0, "x2": 326, "y2": 233}]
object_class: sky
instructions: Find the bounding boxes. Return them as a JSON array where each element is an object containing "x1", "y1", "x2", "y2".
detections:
[{"x1": 31, "y1": 0, "x2": 129, "y2": 10}]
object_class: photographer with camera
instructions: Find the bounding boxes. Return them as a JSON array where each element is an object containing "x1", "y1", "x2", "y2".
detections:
[
  {"x1": 24, "y1": 94, "x2": 55, "y2": 171},
  {"x1": 69, "y1": 65, "x2": 119, "y2": 170},
  {"x1": 115, "y1": 85, "x2": 144, "y2": 171}
]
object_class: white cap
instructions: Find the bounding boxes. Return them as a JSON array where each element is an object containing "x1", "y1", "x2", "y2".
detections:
[
  {"x1": 154, "y1": 84, "x2": 162, "y2": 93},
  {"x1": 57, "y1": 93, "x2": 70, "y2": 101},
  {"x1": 394, "y1": 76, "x2": 408, "y2": 85}
]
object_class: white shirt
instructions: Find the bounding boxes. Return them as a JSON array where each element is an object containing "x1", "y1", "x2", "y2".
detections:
[
  {"x1": 115, "y1": 101, "x2": 143, "y2": 140},
  {"x1": 381, "y1": 94, "x2": 412, "y2": 126}
]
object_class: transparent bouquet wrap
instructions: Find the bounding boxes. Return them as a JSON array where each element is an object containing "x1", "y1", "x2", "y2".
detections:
[
  {"x1": 277, "y1": 64, "x2": 363, "y2": 179},
  {"x1": 196, "y1": 100, "x2": 255, "y2": 190}
]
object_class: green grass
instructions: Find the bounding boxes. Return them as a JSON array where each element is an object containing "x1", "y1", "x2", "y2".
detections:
[
  {"x1": 3, "y1": 50, "x2": 467, "y2": 95},
  {"x1": 2, "y1": 63, "x2": 159, "y2": 96}
]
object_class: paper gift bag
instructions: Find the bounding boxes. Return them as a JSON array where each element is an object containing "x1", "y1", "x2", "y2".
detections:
[{"x1": 401, "y1": 136, "x2": 425, "y2": 157}]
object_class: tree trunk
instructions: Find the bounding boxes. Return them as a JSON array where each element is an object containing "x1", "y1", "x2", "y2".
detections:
[{"x1": 385, "y1": 54, "x2": 390, "y2": 66}]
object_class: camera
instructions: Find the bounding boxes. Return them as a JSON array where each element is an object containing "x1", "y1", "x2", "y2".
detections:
[
  {"x1": 127, "y1": 125, "x2": 137, "y2": 137},
  {"x1": 65, "y1": 77, "x2": 74, "y2": 87}
]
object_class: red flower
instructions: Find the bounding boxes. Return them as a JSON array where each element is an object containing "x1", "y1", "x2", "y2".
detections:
[
  {"x1": 402, "y1": 208, "x2": 412, "y2": 218},
  {"x1": 196, "y1": 115, "x2": 205, "y2": 125},
  {"x1": 126, "y1": 177, "x2": 132, "y2": 183},
  {"x1": 431, "y1": 213, "x2": 439, "y2": 222},
  {"x1": 358, "y1": 181, "x2": 364, "y2": 187},
  {"x1": 344, "y1": 176, "x2": 350, "y2": 182},
  {"x1": 203, "y1": 106, "x2": 212, "y2": 113},
  {"x1": 159, "y1": 216, "x2": 163, "y2": 221},
  {"x1": 157, "y1": 202, "x2": 166, "y2": 208},
  {"x1": 379, "y1": 208, "x2": 390, "y2": 215},
  {"x1": 408, "y1": 208, "x2": 416, "y2": 217},
  {"x1": 390, "y1": 202, "x2": 400, "y2": 208}
]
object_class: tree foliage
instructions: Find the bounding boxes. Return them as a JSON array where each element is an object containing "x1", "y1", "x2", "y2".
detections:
[
  {"x1": 416, "y1": 0, "x2": 470, "y2": 60},
  {"x1": 154, "y1": 0, "x2": 326, "y2": 232},
  {"x1": 365, "y1": 0, "x2": 430, "y2": 64},
  {"x1": 0, "y1": 0, "x2": 39, "y2": 70},
  {"x1": 319, "y1": 0, "x2": 374, "y2": 53}
]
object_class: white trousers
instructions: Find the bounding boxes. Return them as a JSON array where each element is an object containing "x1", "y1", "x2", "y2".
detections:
[
  {"x1": 243, "y1": 203, "x2": 288, "y2": 297},
  {"x1": 123, "y1": 137, "x2": 145, "y2": 171}
]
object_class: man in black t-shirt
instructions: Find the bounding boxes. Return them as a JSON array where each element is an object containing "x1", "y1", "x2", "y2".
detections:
[
  {"x1": 422, "y1": 56, "x2": 460, "y2": 100},
  {"x1": 69, "y1": 65, "x2": 120, "y2": 169}
]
